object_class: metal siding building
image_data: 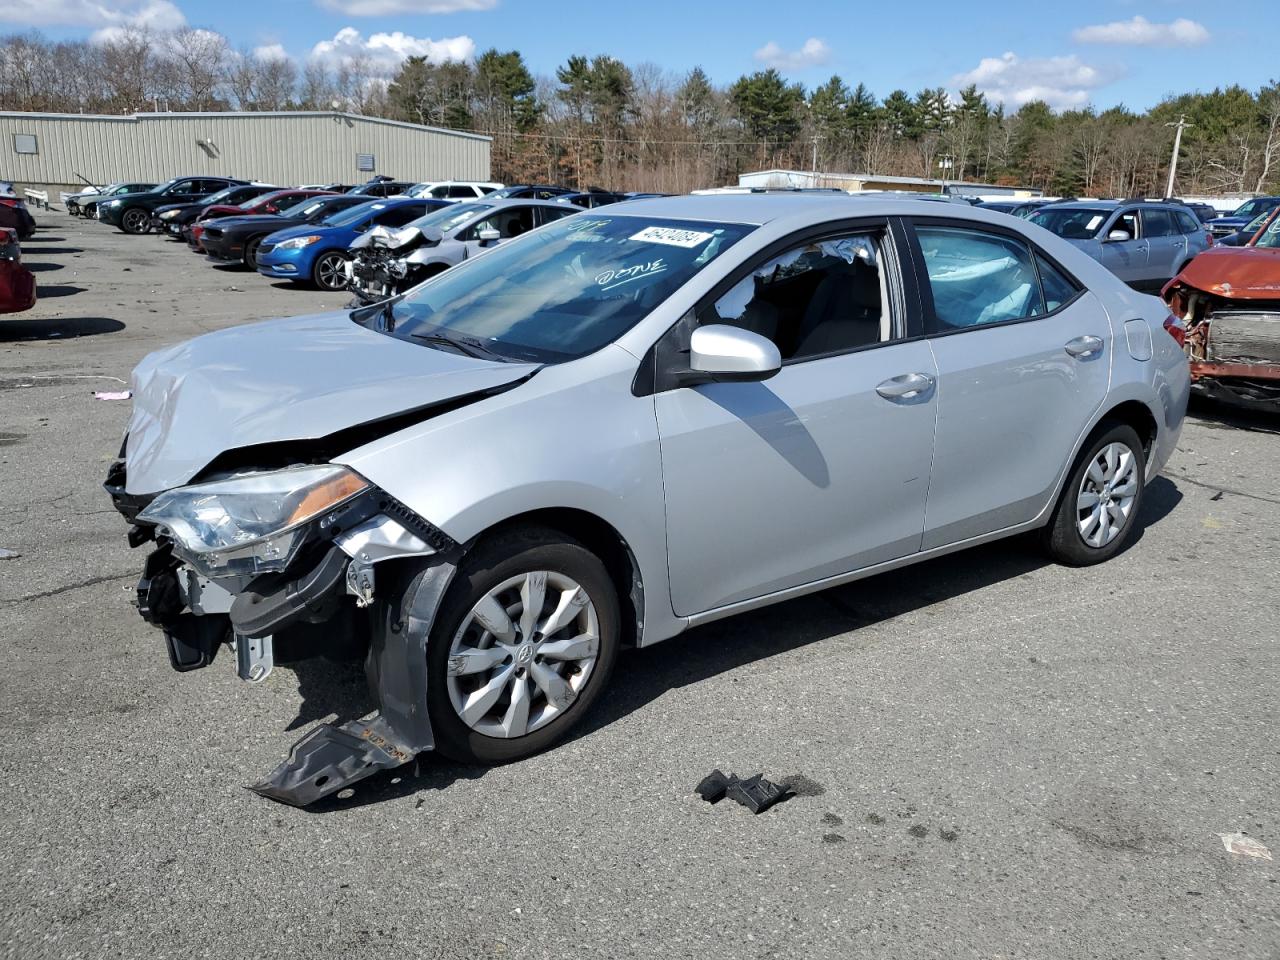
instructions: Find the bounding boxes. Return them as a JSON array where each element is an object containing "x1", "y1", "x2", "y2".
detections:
[{"x1": 0, "y1": 111, "x2": 490, "y2": 194}]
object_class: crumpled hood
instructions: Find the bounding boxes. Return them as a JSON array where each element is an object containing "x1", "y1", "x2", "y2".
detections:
[
  {"x1": 1170, "y1": 246, "x2": 1280, "y2": 299},
  {"x1": 125, "y1": 310, "x2": 537, "y2": 494}
]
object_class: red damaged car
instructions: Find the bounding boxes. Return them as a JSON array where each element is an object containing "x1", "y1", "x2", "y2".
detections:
[
  {"x1": 0, "y1": 227, "x2": 36, "y2": 314},
  {"x1": 1162, "y1": 207, "x2": 1280, "y2": 410}
]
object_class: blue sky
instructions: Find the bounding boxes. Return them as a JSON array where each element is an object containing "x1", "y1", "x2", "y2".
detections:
[{"x1": 4, "y1": 0, "x2": 1274, "y2": 111}]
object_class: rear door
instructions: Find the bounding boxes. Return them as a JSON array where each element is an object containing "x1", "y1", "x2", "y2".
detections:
[
  {"x1": 905, "y1": 219, "x2": 1112, "y2": 548},
  {"x1": 1140, "y1": 207, "x2": 1181, "y2": 286},
  {"x1": 1099, "y1": 209, "x2": 1149, "y2": 286}
]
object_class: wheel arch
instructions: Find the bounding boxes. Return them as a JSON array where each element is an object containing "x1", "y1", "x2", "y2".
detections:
[{"x1": 465, "y1": 507, "x2": 644, "y2": 649}]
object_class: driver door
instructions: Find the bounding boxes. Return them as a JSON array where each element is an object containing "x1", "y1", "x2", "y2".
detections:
[
  {"x1": 654, "y1": 222, "x2": 938, "y2": 617},
  {"x1": 1099, "y1": 210, "x2": 1149, "y2": 286}
]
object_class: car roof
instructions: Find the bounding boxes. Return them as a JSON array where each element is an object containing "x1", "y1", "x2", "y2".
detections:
[{"x1": 573, "y1": 192, "x2": 1008, "y2": 225}]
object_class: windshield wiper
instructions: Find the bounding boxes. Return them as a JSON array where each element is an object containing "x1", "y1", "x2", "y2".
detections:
[{"x1": 409, "y1": 329, "x2": 503, "y2": 360}]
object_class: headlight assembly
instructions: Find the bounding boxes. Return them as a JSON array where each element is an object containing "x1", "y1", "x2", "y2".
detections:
[
  {"x1": 276, "y1": 235, "x2": 322, "y2": 250},
  {"x1": 138, "y1": 465, "x2": 368, "y2": 578},
  {"x1": 106, "y1": 199, "x2": 123, "y2": 207},
  {"x1": 159, "y1": 209, "x2": 180, "y2": 220}
]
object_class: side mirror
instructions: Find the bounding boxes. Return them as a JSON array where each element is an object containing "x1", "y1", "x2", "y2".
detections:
[
  {"x1": 264, "y1": 204, "x2": 277, "y2": 213},
  {"x1": 689, "y1": 324, "x2": 781, "y2": 382},
  {"x1": 477, "y1": 226, "x2": 501, "y2": 243},
  {"x1": 1106, "y1": 229, "x2": 1132, "y2": 242}
]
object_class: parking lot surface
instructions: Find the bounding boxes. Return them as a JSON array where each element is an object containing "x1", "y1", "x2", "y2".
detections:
[{"x1": 1, "y1": 212, "x2": 1277, "y2": 960}]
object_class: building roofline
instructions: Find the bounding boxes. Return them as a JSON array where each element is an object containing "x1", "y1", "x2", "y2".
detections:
[{"x1": 0, "y1": 110, "x2": 491, "y2": 142}]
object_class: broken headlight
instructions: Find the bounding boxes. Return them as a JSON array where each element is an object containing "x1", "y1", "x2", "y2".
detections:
[{"x1": 137, "y1": 465, "x2": 368, "y2": 579}]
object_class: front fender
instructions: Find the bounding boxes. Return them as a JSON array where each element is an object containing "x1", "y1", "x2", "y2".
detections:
[{"x1": 335, "y1": 345, "x2": 682, "y2": 646}]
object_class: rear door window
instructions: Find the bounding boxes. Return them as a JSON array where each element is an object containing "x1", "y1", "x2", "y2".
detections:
[
  {"x1": 1141, "y1": 208, "x2": 1176, "y2": 237},
  {"x1": 1175, "y1": 210, "x2": 1201, "y2": 234},
  {"x1": 915, "y1": 225, "x2": 1046, "y2": 330},
  {"x1": 447, "y1": 185, "x2": 477, "y2": 198},
  {"x1": 1034, "y1": 253, "x2": 1082, "y2": 312}
]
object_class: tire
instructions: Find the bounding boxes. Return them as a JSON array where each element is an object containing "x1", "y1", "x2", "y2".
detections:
[
  {"x1": 1040, "y1": 421, "x2": 1146, "y2": 566},
  {"x1": 242, "y1": 236, "x2": 262, "y2": 269},
  {"x1": 424, "y1": 526, "x2": 621, "y2": 764},
  {"x1": 311, "y1": 250, "x2": 349, "y2": 290},
  {"x1": 120, "y1": 207, "x2": 151, "y2": 234}
]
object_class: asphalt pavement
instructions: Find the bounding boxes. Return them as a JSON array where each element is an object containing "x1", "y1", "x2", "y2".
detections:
[{"x1": 1, "y1": 211, "x2": 1277, "y2": 960}]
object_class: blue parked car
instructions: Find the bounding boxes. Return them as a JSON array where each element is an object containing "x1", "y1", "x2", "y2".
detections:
[
  {"x1": 257, "y1": 197, "x2": 447, "y2": 290},
  {"x1": 1205, "y1": 196, "x2": 1280, "y2": 240}
]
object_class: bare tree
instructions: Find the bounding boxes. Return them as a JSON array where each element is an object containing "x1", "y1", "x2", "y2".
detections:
[
  {"x1": 98, "y1": 26, "x2": 157, "y2": 112},
  {"x1": 1254, "y1": 81, "x2": 1280, "y2": 193},
  {"x1": 168, "y1": 27, "x2": 229, "y2": 109}
]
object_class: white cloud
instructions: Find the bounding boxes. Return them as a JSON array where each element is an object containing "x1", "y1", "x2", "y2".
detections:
[
  {"x1": 1073, "y1": 16, "x2": 1210, "y2": 47},
  {"x1": 0, "y1": 0, "x2": 184, "y2": 30},
  {"x1": 753, "y1": 38, "x2": 831, "y2": 72},
  {"x1": 317, "y1": 0, "x2": 496, "y2": 13},
  {"x1": 310, "y1": 26, "x2": 475, "y2": 74},
  {"x1": 952, "y1": 51, "x2": 1120, "y2": 110},
  {"x1": 253, "y1": 43, "x2": 290, "y2": 61}
]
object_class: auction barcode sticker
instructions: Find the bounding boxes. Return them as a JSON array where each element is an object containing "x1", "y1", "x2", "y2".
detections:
[{"x1": 629, "y1": 226, "x2": 714, "y2": 248}]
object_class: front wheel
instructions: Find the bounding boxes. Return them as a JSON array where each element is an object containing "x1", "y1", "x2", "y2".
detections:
[
  {"x1": 311, "y1": 251, "x2": 349, "y2": 290},
  {"x1": 425, "y1": 527, "x2": 620, "y2": 764},
  {"x1": 243, "y1": 236, "x2": 263, "y2": 269},
  {"x1": 1040, "y1": 422, "x2": 1146, "y2": 566},
  {"x1": 120, "y1": 207, "x2": 151, "y2": 234}
]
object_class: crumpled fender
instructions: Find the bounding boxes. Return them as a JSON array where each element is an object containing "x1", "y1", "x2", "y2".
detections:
[{"x1": 249, "y1": 553, "x2": 459, "y2": 806}]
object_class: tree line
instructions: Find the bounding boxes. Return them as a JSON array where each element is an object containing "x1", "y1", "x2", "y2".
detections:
[{"x1": 3, "y1": 27, "x2": 1278, "y2": 196}]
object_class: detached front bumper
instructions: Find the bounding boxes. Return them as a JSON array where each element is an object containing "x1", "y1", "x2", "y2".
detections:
[{"x1": 105, "y1": 457, "x2": 462, "y2": 805}]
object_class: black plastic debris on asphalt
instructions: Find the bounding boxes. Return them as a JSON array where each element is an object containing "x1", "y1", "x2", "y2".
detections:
[{"x1": 695, "y1": 769, "x2": 793, "y2": 814}]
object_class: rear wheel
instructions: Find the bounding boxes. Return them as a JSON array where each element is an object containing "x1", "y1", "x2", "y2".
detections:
[
  {"x1": 425, "y1": 527, "x2": 620, "y2": 764},
  {"x1": 1040, "y1": 422, "x2": 1146, "y2": 566},
  {"x1": 120, "y1": 207, "x2": 150, "y2": 234},
  {"x1": 311, "y1": 251, "x2": 349, "y2": 290}
]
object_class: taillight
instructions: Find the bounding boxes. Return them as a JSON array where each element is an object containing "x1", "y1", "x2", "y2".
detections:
[
  {"x1": 1163, "y1": 314, "x2": 1186, "y2": 347},
  {"x1": 1204, "y1": 230, "x2": 1214, "y2": 246}
]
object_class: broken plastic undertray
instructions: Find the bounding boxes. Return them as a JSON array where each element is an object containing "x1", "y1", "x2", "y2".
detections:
[{"x1": 695, "y1": 769, "x2": 793, "y2": 814}]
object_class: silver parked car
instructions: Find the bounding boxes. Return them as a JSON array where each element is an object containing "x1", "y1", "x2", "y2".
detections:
[
  {"x1": 106, "y1": 195, "x2": 1190, "y2": 805},
  {"x1": 346, "y1": 198, "x2": 579, "y2": 305},
  {"x1": 1029, "y1": 199, "x2": 1211, "y2": 291}
]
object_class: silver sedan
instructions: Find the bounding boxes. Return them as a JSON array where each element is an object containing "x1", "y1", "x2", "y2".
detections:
[{"x1": 109, "y1": 195, "x2": 1190, "y2": 804}]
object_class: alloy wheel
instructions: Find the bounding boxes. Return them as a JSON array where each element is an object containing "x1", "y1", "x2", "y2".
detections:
[
  {"x1": 445, "y1": 571, "x2": 600, "y2": 739},
  {"x1": 315, "y1": 253, "x2": 348, "y2": 290},
  {"x1": 122, "y1": 209, "x2": 150, "y2": 234},
  {"x1": 1076, "y1": 441, "x2": 1139, "y2": 548}
]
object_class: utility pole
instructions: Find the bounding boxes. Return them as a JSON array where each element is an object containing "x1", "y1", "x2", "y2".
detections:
[
  {"x1": 1165, "y1": 115, "x2": 1193, "y2": 198},
  {"x1": 811, "y1": 136, "x2": 822, "y2": 182}
]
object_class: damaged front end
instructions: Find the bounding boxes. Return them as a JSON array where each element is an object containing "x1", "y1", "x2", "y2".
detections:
[
  {"x1": 105, "y1": 458, "x2": 461, "y2": 806},
  {"x1": 346, "y1": 224, "x2": 442, "y2": 306},
  {"x1": 1164, "y1": 280, "x2": 1280, "y2": 410}
]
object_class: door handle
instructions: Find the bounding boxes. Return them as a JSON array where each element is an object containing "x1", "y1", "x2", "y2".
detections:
[
  {"x1": 876, "y1": 372, "x2": 934, "y2": 400},
  {"x1": 1064, "y1": 335, "x2": 1104, "y2": 358}
]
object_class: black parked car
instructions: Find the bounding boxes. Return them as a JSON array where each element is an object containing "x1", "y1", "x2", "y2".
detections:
[
  {"x1": 347, "y1": 176, "x2": 415, "y2": 198},
  {"x1": 152, "y1": 184, "x2": 279, "y2": 237},
  {"x1": 198, "y1": 194, "x2": 374, "y2": 268},
  {"x1": 98, "y1": 176, "x2": 248, "y2": 234},
  {"x1": 487, "y1": 184, "x2": 575, "y2": 200},
  {"x1": 555, "y1": 190, "x2": 629, "y2": 209}
]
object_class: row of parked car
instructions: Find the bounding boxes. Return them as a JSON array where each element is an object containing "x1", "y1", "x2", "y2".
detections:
[{"x1": 70, "y1": 175, "x2": 671, "y2": 299}]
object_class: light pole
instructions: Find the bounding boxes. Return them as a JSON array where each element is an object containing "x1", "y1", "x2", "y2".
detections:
[
  {"x1": 938, "y1": 155, "x2": 954, "y2": 196},
  {"x1": 1165, "y1": 115, "x2": 1192, "y2": 198}
]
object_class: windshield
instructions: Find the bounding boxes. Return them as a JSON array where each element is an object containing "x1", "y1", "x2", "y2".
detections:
[
  {"x1": 373, "y1": 215, "x2": 754, "y2": 363},
  {"x1": 1232, "y1": 199, "x2": 1277, "y2": 218},
  {"x1": 324, "y1": 201, "x2": 388, "y2": 227},
  {"x1": 1030, "y1": 207, "x2": 1112, "y2": 240},
  {"x1": 1252, "y1": 211, "x2": 1280, "y2": 248},
  {"x1": 202, "y1": 186, "x2": 240, "y2": 206},
  {"x1": 409, "y1": 202, "x2": 494, "y2": 233}
]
